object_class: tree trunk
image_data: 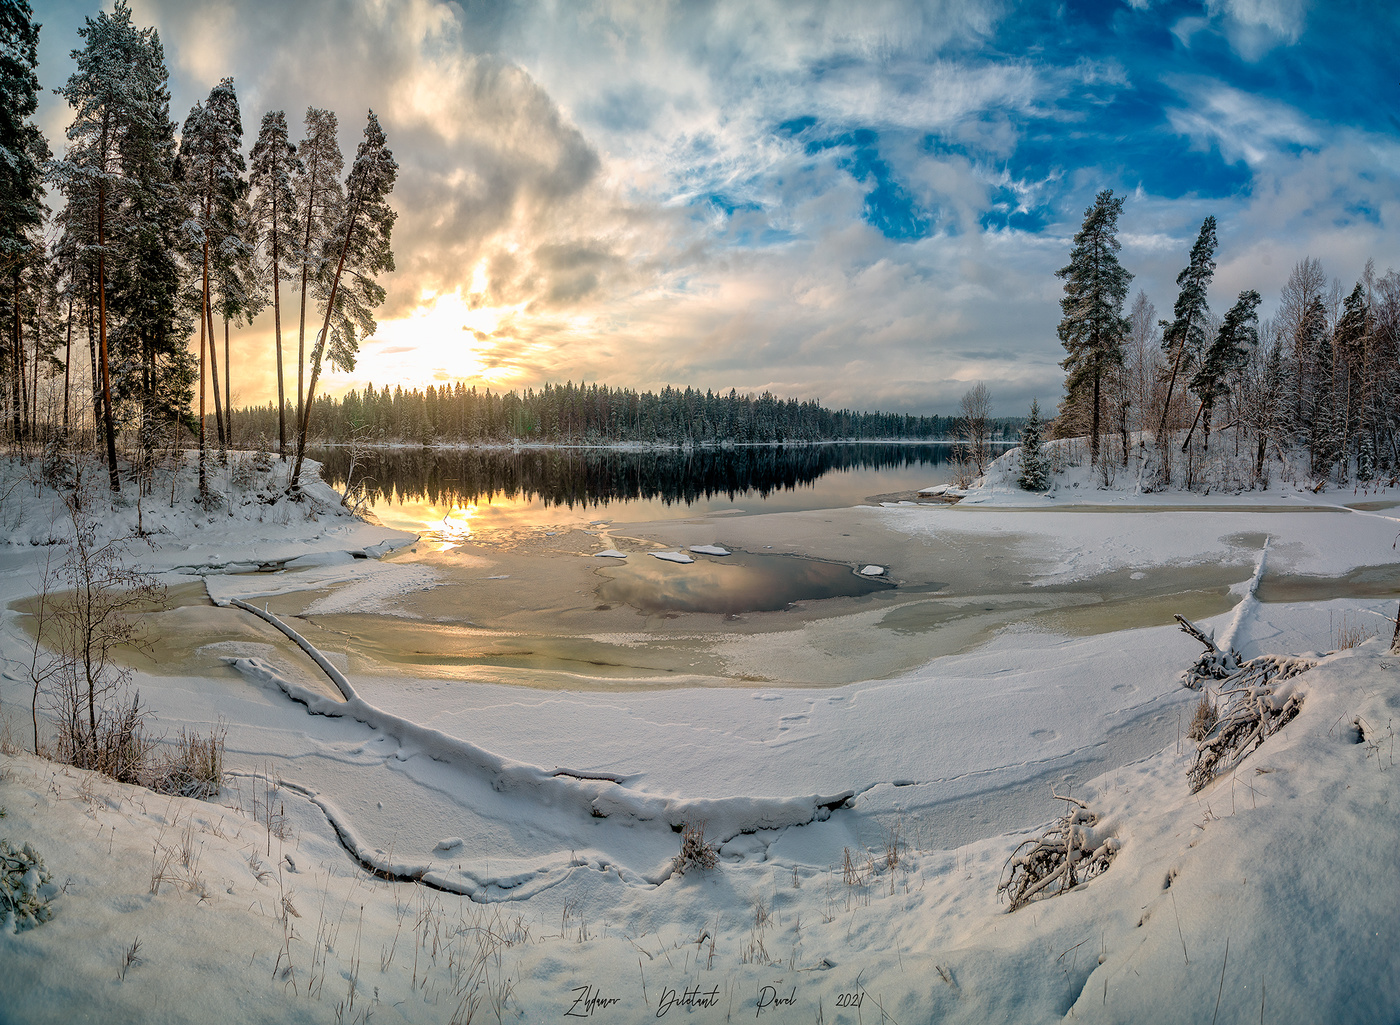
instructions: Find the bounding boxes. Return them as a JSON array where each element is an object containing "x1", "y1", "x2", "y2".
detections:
[
  {"x1": 207, "y1": 289, "x2": 226, "y2": 455},
  {"x1": 1181, "y1": 398, "x2": 1206, "y2": 453},
  {"x1": 291, "y1": 187, "x2": 363, "y2": 491},
  {"x1": 223, "y1": 314, "x2": 232, "y2": 447},
  {"x1": 11, "y1": 266, "x2": 23, "y2": 445},
  {"x1": 97, "y1": 182, "x2": 120, "y2": 493},
  {"x1": 199, "y1": 242, "x2": 209, "y2": 497},
  {"x1": 1156, "y1": 311, "x2": 1194, "y2": 442},
  {"x1": 272, "y1": 192, "x2": 286, "y2": 458},
  {"x1": 62, "y1": 295, "x2": 74, "y2": 437},
  {"x1": 1090, "y1": 370, "x2": 1101, "y2": 464}
]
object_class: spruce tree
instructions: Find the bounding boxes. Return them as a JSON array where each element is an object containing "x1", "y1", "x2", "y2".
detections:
[
  {"x1": 1157, "y1": 216, "x2": 1217, "y2": 438},
  {"x1": 290, "y1": 111, "x2": 397, "y2": 491},
  {"x1": 1056, "y1": 189, "x2": 1132, "y2": 465},
  {"x1": 249, "y1": 110, "x2": 301, "y2": 458},
  {"x1": 1017, "y1": 398, "x2": 1048, "y2": 491}
]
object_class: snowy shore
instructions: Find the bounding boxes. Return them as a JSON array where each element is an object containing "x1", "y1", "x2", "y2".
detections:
[{"x1": 2, "y1": 453, "x2": 1399, "y2": 1022}]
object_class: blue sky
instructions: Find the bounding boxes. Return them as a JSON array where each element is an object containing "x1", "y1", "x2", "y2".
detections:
[{"x1": 32, "y1": 0, "x2": 1400, "y2": 413}]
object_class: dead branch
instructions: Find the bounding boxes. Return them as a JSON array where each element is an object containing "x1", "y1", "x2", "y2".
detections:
[
  {"x1": 1187, "y1": 654, "x2": 1313, "y2": 793},
  {"x1": 997, "y1": 792, "x2": 1119, "y2": 911},
  {"x1": 1176, "y1": 614, "x2": 1243, "y2": 689}
]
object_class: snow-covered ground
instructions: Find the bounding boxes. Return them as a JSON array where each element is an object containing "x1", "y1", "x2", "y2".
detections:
[{"x1": 2, "y1": 450, "x2": 1398, "y2": 1022}]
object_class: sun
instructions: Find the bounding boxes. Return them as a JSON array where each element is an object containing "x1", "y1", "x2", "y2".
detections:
[{"x1": 360, "y1": 288, "x2": 532, "y2": 390}]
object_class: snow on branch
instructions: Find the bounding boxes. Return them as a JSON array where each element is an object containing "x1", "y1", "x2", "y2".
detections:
[
  {"x1": 1186, "y1": 654, "x2": 1313, "y2": 793},
  {"x1": 1175, "y1": 614, "x2": 1244, "y2": 689},
  {"x1": 996, "y1": 791, "x2": 1120, "y2": 911}
]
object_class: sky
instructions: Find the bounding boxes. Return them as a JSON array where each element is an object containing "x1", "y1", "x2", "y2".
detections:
[{"x1": 30, "y1": 0, "x2": 1400, "y2": 416}]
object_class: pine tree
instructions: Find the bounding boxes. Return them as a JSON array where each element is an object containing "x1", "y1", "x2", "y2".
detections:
[
  {"x1": 179, "y1": 78, "x2": 247, "y2": 495},
  {"x1": 249, "y1": 110, "x2": 301, "y2": 458},
  {"x1": 1057, "y1": 189, "x2": 1132, "y2": 465},
  {"x1": 1182, "y1": 290, "x2": 1261, "y2": 452},
  {"x1": 292, "y1": 108, "x2": 343, "y2": 436},
  {"x1": 0, "y1": 0, "x2": 49, "y2": 446},
  {"x1": 52, "y1": 0, "x2": 169, "y2": 491},
  {"x1": 1157, "y1": 216, "x2": 1217, "y2": 438},
  {"x1": 1017, "y1": 398, "x2": 1047, "y2": 491},
  {"x1": 290, "y1": 111, "x2": 397, "y2": 491}
]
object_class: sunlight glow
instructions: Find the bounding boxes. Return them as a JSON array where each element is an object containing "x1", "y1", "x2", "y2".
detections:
[{"x1": 363, "y1": 289, "x2": 532, "y2": 390}]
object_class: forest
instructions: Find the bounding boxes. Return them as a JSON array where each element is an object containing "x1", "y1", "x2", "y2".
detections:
[{"x1": 1042, "y1": 190, "x2": 1398, "y2": 491}]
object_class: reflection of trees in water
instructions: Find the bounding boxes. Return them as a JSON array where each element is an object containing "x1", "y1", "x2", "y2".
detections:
[{"x1": 313, "y1": 444, "x2": 982, "y2": 509}]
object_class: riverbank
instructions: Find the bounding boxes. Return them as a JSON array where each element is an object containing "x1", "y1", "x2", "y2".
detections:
[{"x1": 2, "y1": 453, "x2": 1399, "y2": 1022}]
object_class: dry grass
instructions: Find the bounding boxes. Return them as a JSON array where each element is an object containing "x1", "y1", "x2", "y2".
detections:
[
  {"x1": 1188, "y1": 693, "x2": 1218, "y2": 741},
  {"x1": 1331, "y1": 611, "x2": 1374, "y2": 651},
  {"x1": 149, "y1": 726, "x2": 227, "y2": 800},
  {"x1": 672, "y1": 822, "x2": 718, "y2": 875}
]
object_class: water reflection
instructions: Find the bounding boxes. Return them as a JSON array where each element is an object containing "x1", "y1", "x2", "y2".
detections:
[
  {"x1": 315, "y1": 443, "x2": 993, "y2": 512},
  {"x1": 596, "y1": 551, "x2": 895, "y2": 614}
]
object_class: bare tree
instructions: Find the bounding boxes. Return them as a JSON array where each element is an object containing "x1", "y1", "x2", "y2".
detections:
[
  {"x1": 959, "y1": 382, "x2": 993, "y2": 476},
  {"x1": 37, "y1": 479, "x2": 164, "y2": 778}
]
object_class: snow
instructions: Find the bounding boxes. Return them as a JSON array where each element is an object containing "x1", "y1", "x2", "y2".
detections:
[
  {"x1": 2, "y1": 451, "x2": 1399, "y2": 1022},
  {"x1": 593, "y1": 549, "x2": 628, "y2": 558},
  {"x1": 649, "y1": 550, "x2": 695, "y2": 563},
  {"x1": 688, "y1": 544, "x2": 731, "y2": 556},
  {"x1": 859, "y1": 564, "x2": 885, "y2": 575}
]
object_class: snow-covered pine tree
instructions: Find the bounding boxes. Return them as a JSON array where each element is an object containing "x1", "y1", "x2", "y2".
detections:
[
  {"x1": 292, "y1": 108, "x2": 344, "y2": 434},
  {"x1": 1056, "y1": 189, "x2": 1132, "y2": 466},
  {"x1": 1182, "y1": 290, "x2": 1261, "y2": 453},
  {"x1": 52, "y1": 0, "x2": 172, "y2": 491},
  {"x1": 249, "y1": 110, "x2": 301, "y2": 458},
  {"x1": 0, "y1": 0, "x2": 48, "y2": 445},
  {"x1": 200, "y1": 79, "x2": 253, "y2": 449},
  {"x1": 1157, "y1": 216, "x2": 1216, "y2": 440},
  {"x1": 1018, "y1": 398, "x2": 1048, "y2": 491},
  {"x1": 290, "y1": 111, "x2": 397, "y2": 491}
]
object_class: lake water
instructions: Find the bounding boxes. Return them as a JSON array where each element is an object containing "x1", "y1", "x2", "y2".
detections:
[{"x1": 312, "y1": 442, "x2": 1003, "y2": 538}]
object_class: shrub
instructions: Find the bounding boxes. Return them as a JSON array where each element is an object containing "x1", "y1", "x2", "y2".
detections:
[{"x1": 0, "y1": 839, "x2": 57, "y2": 933}]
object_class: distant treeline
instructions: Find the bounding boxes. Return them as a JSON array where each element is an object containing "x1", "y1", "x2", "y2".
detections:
[{"x1": 233, "y1": 381, "x2": 1026, "y2": 446}]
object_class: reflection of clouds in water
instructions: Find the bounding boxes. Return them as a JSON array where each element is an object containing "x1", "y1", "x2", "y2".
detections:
[{"x1": 597, "y1": 552, "x2": 891, "y2": 614}]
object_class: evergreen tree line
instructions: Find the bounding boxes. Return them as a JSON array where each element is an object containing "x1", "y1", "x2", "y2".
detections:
[
  {"x1": 0, "y1": 1, "x2": 396, "y2": 497},
  {"x1": 1033, "y1": 189, "x2": 1400, "y2": 489},
  {"x1": 231, "y1": 381, "x2": 1026, "y2": 447}
]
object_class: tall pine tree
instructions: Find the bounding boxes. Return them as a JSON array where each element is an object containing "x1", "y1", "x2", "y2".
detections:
[
  {"x1": 1057, "y1": 189, "x2": 1132, "y2": 465},
  {"x1": 292, "y1": 108, "x2": 343, "y2": 437},
  {"x1": 0, "y1": 0, "x2": 48, "y2": 446},
  {"x1": 179, "y1": 78, "x2": 247, "y2": 495},
  {"x1": 290, "y1": 111, "x2": 397, "y2": 491},
  {"x1": 1157, "y1": 216, "x2": 1217, "y2": 439},
  {"x1": 249, "y1": 110, "x2": 301, "y2": 458}
]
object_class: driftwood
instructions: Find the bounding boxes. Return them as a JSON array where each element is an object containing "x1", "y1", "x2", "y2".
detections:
[
  {"x1": 1186, "y1": 654, "x2": 1313, "y2": 793},
  {"x1": 997, "y1": 792, "x2": 1119, "y2": 911},
  {"x1": 1175, "y1": 614, "x2": 1243, "y2": 688}
]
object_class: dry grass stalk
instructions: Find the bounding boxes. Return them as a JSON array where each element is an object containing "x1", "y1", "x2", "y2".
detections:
[
  {"x1": 1188, "y1": 693, "x2": 1218, "y2": 741},
  {"x1": 1187, "y1": 655, "x2": 1312, "y2": 793},
  {"x1": 997, "y1": 792, "x2": 1119, "y2": 911},
  {"x1": 672, "y1": 823, "x2": 718, "y2": 875}
]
